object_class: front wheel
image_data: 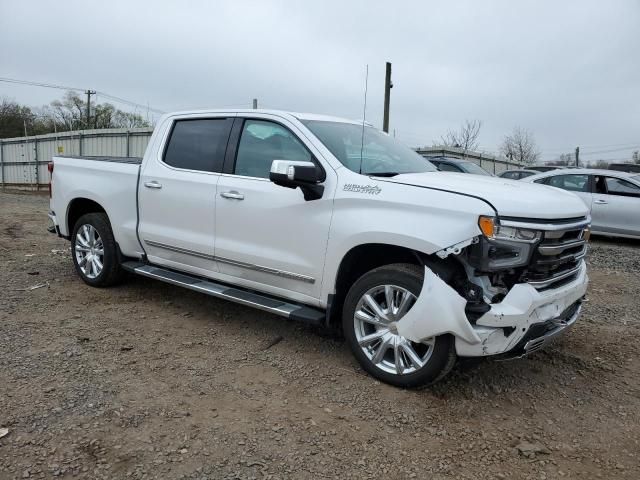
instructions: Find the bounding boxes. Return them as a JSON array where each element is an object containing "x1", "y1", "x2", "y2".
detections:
[{"x1": 342, "y1": 263, "x2": 456, "y2": 388}]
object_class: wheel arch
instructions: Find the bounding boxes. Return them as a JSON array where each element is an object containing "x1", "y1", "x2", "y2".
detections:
[
  {"x1": 66, "y1": 197, "x2": 109, "y2": 235},
  {"x1": 326, "y1": 242, "x2": 465, "y2": 328}
]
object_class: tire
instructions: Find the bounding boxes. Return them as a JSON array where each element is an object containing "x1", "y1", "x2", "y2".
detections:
[
  {"x1": 342, "y1": 263, "x2": 456, "y2": 388},
  {"x1": 71, "y1": 212, "x2": 125, "y2": 287}
]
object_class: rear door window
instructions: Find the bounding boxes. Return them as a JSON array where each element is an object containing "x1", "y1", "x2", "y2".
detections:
[
  {"x1": 546, "y1": 174, "x2": 590, "y2": 192},
  {"x1": 604, "y1": 177, "x2": 640, "y2": 197},
  {"x1": 163, "y1": 118, "x2": 233, "y2": 172}
]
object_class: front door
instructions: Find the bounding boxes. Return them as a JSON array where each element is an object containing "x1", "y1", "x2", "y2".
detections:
[
  {"x1": 138, "y1": 116, "x2": 233, "y2": 276},
  {"x1": 214, "y1": 116, "x2": 334, "y2": 302}
]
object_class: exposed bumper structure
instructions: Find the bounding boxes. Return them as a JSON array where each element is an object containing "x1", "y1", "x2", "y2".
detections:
[{"x1": 396, "y1": 262, "x2": 588, "y2": 358}]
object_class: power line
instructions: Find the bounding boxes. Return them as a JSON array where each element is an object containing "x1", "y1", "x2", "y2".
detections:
[
  {"x1": 0, "y1": 76, "x2": 165, "y2": 114},
  {"x1": 542, "y1": 141, "x2": 640, "y2": 153},
  {"x1": 96, "y1": 92, "x2": 164, "y2": 114},
  {"x1": 579, "y1": 145, "x2": 640, "y2": 156},
  {"x1": 0, "y1": 76, "x2": 86, "y2": 92}
]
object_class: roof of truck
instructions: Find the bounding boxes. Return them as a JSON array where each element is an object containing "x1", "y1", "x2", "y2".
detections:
[{"x1": 163, "y1": 109, "x2": 370, "y2": 126}]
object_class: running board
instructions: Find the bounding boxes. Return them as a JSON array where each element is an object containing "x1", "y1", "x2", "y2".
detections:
[{"x1": 122, "y1": 261, "x2": 326, "y2": 325}]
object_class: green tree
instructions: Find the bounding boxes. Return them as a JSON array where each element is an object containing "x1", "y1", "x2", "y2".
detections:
[{"x1": 0, "y1": 91, "x2": 151, "y2": 138}]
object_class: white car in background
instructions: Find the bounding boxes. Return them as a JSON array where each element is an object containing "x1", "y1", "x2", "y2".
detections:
[{"x1": 523, "y1": 168, "x2": 640, "y2": 239}]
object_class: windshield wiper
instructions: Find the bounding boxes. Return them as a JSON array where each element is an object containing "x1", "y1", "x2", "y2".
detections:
[{"x1": 365, "y1": 172, "x2": 400, "y2": 177}]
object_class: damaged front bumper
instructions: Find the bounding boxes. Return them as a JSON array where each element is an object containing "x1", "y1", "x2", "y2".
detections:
[{"x1": 396, "y1": 261, "x2": 588, "y2": 358}]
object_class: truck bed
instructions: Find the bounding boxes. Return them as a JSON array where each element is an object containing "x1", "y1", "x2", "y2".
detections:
[{"x1": 50, "y1": 154, "x2": 142, "y2": 255}]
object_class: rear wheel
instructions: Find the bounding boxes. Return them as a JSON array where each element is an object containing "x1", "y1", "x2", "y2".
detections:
[
  {"x1": 71, "y1": 213, "x2": 124, "y2": 287},
  {"x1": 342, "y1": 263, "x2": 456, "y2": 388}
]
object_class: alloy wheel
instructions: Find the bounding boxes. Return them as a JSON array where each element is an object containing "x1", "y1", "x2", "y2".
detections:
[
  {"x1": 353, "y1": 284, "x2": 434, "y2": 375},
  {"x1": 74, "y1": 224, "x2": 104, "y2": 279}
]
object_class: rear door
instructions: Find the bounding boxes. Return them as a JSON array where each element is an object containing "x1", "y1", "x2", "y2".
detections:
[
  {"x1": 138, "y1": 115, "x2": 234, "y2": 276},
  {"x1": 591, "y1": 175, "x2": 640, "y2": 236}
]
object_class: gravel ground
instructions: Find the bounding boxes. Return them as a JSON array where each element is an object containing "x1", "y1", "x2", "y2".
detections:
[{"x1": 1, "y1": 190, "x2": 639, "y2": 479}]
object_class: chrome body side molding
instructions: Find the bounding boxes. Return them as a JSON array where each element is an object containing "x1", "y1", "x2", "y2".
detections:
[{"x1": 143, "y1": 239, "x2": 315, "y2": 283}]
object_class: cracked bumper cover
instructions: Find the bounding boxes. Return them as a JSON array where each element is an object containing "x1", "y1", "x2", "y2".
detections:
[{"x1": 396, "y1": 261, "x2": 588, "y2": 357}]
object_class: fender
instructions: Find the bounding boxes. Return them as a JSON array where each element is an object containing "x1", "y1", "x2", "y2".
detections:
[
  {"x1": 396, "y1": 266, "x2": 481, "y2": 345},
  {"x1": 64, "y1": 194, "x2": 110, "y2": 235}
]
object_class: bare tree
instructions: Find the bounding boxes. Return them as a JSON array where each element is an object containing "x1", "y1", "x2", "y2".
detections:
[
  {"x1": 441, "y1": 119, "x2": 482, "y2": 151},
  {"x1": 49, "y1": 92, "x2": 86, "y2": 130},
  {"x1": 499, "y1": 127, "x2": 541, "y2": 165}
]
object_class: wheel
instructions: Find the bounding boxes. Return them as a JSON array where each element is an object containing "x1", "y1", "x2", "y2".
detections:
[
  {"x1": 71, "y1": 212, "x2": 124, "y2": 287},
  {"x1": 342, "y1": 263, "x2": 456, "y2": 388}
]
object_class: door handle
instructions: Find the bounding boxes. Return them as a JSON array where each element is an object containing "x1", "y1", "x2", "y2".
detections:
[
  {"x1": 220, "y1": 191, "x2": 244, "y2": 200},
  {"x1": 144, "y1": 181, "x2": 162, "y2": 189},
  {"x1": 594, "y1": 199, "x2": 608, "y2": 205}
]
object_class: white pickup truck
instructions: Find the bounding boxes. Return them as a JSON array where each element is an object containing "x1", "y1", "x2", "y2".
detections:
[{"x1": 48, "y1": 110, "x2": 590, "y2": 387}]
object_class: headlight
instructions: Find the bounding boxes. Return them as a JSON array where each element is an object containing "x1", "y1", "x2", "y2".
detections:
[{"x1": 478, "y1": 216, "x2": 541, "y2": 243}]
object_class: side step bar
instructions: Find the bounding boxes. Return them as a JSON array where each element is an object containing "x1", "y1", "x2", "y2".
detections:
[{"x1": 121, "y1": 261, "x2": 326, "y2": 325}]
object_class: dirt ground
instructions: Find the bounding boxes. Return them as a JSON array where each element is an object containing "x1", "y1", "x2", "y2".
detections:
[{"x1": 1, "y1": 190, "x2": 639, "y2": 480}]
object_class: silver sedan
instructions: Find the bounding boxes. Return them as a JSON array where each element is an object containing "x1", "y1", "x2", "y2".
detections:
[{"x1": 522, "y1": 168, "x2": 640, "y2": 239}]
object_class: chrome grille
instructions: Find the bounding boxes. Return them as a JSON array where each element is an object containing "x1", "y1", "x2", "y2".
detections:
[{"x1": 518, "y1": 217, "x2": 589, "y2": 290}]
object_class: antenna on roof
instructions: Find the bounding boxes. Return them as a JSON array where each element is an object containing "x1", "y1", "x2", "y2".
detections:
[{"x1": 358, "y1": 64, "x2": 369, "y2": 175}]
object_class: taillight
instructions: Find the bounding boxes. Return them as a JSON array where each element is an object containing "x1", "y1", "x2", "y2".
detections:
[{"x1": 48, "y1": 162, "x2": 54, "y2": 198}]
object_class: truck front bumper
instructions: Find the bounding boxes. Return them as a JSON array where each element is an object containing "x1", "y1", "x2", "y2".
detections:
[
  {"x1": 396, "y1": 261, "x2": 588, "y2": 358},
  {"x1": 456, "y1": 261, "x2": 588, "y2": 357}
]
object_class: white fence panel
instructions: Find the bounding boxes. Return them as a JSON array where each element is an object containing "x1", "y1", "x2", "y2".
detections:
[{"x1": 1, "y1": 128, "x2": 154, "y2": 188}]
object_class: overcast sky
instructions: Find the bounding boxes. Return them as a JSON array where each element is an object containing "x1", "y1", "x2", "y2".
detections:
[{"x1": 1, "y1": 0, "x2": 639, "y2": 162}]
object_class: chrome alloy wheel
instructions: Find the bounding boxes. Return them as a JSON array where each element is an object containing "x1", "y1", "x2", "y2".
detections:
[
  {"x1": 354, "y1": 285, "x2": 434, "y2": 375},
  {"x1": 74, "y1": 224, "x2": 104, "y2": 279}
]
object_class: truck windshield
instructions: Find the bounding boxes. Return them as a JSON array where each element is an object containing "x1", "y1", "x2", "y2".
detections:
[{"x1": 303, "y1": 120, "x2": 436, "y2": 176}]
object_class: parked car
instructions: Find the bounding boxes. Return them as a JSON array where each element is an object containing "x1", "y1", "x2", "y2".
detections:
[
  {"x1": 609, "y1": 163, "x2": 640, "y2": 174},
  {"x1": 48, "y1": 109, "x2": 589, "y2": 387},
  {"x1": 523, "y1": 168, "x2": 640, "y2": 239},
  {"x1": 427, "y1": 157, "x2": 493, "y2": 176},
  {"x1": 499, "y1": 169, "x2": 539, "y2": 180},
  {"x1": 527, "y1": 165, "x2": 576, "y2": 172}
]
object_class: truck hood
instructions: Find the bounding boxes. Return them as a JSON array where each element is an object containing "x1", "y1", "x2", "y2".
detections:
[{"x1": 383, "y1": 172, "x2": 589, "y2": 219}]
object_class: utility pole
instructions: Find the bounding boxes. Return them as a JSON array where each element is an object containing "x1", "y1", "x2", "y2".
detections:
[
  {"x1": 575, "y1": 146, "x2": 580, "y2": 167},
  {"x1": 382, "y1": 62, "x2": 392, "y2": 133},
  {"x1": 252, "y1": 98, "x2": 258, "y2": 109},
  {"x1": 85, "y1": 90, "x2": 96, "y2": 128}
]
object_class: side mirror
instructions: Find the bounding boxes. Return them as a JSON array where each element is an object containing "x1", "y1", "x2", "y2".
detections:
[{"x1": 269, "y1": 160, "x2": 325, "y2": 201}]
